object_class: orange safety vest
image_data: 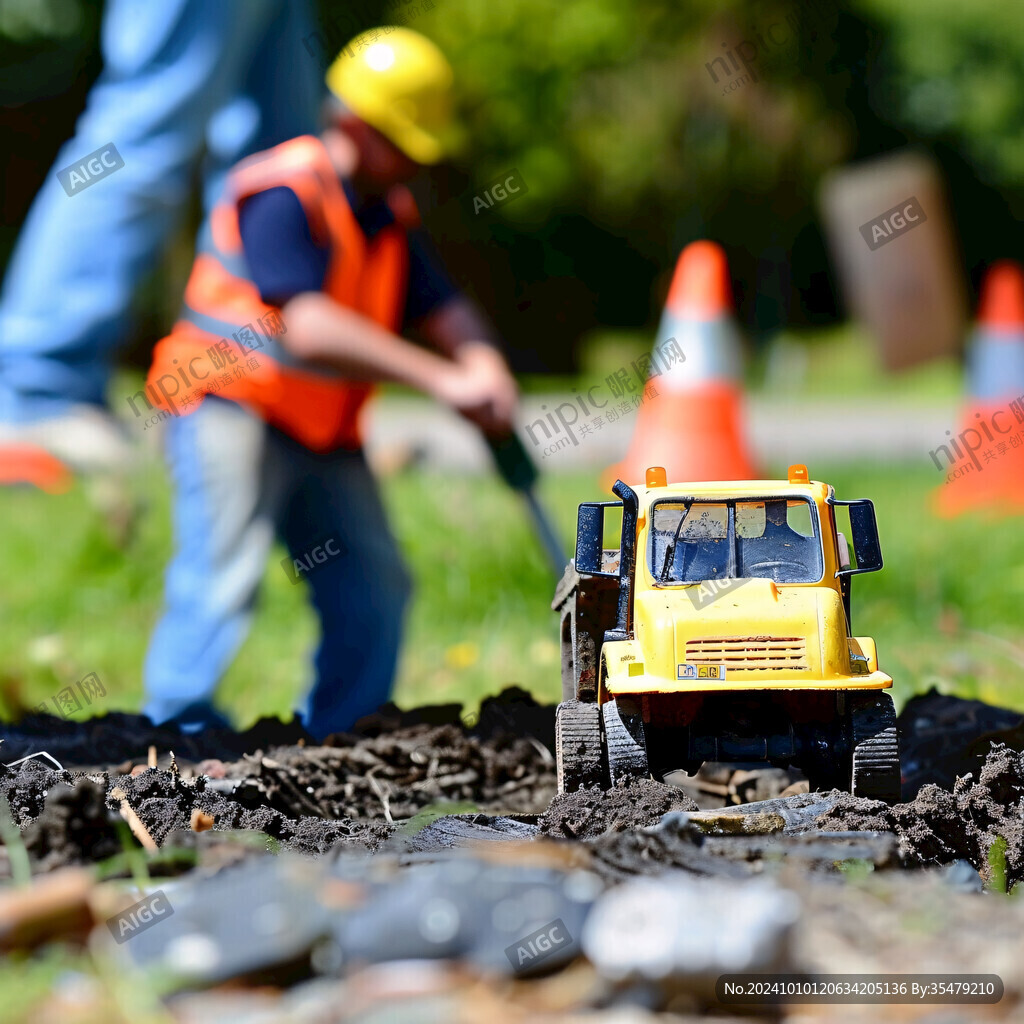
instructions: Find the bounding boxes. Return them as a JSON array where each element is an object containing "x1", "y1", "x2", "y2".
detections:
[{"x1": 146, "y1": 135, "x2": 411, "y2": 452}]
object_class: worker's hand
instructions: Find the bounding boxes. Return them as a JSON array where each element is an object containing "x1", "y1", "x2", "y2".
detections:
[{"x1": 432, "y1": 342, "x2": 519, "y2": 435}]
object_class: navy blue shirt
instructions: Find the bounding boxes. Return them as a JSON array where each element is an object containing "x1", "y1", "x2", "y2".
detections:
[{"x1": 237, "y1": 184, "x2": 459, "y2": 327}]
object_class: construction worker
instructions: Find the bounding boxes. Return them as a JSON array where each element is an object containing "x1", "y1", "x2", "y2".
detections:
[
  {"x1": 0, "y1": 0, "x2": 321, "y2": 487},
  {"x1": 140, "y1": 28, "x2": 519, "y2": 738}
]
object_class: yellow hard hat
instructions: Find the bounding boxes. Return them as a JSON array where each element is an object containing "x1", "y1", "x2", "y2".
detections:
[{"x1": 326, "y1": 28, "x2": 456, "y2": 165}]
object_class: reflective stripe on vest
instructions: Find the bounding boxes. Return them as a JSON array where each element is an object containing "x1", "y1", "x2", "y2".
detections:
[{"x1": 147, "y1": 135, "x2": 409, "y2": 452}]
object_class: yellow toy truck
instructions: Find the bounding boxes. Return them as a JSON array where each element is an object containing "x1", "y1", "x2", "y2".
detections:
[{"x1": 553, "y1": 465, "x2": 901, "y2": 802}]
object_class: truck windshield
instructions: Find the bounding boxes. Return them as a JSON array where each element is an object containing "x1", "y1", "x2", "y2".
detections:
[{"x1": 650, "y1": 498, "x2": 823, "y2": 585}]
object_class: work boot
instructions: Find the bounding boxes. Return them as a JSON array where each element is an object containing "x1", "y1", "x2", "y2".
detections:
[{"x1": 0, "y1": 403, "x2": 135, "y2": 489}]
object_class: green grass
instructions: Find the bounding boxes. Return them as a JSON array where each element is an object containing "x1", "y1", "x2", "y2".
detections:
[
  {"x1": 750, "y1": 324, "x2": 963, "y2": 403},
  {"x1": 2, "y1": 453, "x2": 1024, "y2": 725},
  {"x1": 528, "y1": 323, "x2": 964, "y2": 403}
]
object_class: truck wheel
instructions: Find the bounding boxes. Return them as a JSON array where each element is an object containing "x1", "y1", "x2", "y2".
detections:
[
  {"x1": 556, "y1": 700, "x2": 603, "y2": 793},
  {"x1": 848, "y1": 692, "x2": 901, "y2": 804},
  {"x1": 602, "y1": 697, "x2": 650, "y2": 787}
]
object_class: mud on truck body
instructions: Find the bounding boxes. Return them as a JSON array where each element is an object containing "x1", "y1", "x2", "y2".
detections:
[{"x1": 553, "y1": 465, "x2": 901, "y2": 803}]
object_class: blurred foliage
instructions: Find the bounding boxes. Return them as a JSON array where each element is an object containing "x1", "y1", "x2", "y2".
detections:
[
  {"x1": 861, "y1": 0, "x2": 1024, "y2": 182},
  {"x1": 407, "y1": 0, "x2": 1024, "y2": 347},
  {"x1": 424, "y1": 0, "x2": 851, "y2": 230},
  {"x1": 2, "y1": 0, "x2": 1024, "y2": 361},
  {"x1": 0, "y1": 0, "x2": 85, "y2": 41}
]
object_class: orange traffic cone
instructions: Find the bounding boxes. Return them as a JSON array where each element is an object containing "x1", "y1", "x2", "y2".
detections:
[
  {"x1": 607, "y1": 240, "x2": 757, "y2": 487},
  {"x1": 0, "y1": 443, "x2": 73, "y2": 493},
  {"x1": 933, "y1": 260, "x2": 1024, "y2": 517}
]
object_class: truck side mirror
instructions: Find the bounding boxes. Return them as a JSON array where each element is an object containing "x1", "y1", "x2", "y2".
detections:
[
  {"x1": 829, "y1": 497, "x2": 883, "y2": 576},
  {"x1": 575, "y1": 501, "x2": 620, "y2": 577}
]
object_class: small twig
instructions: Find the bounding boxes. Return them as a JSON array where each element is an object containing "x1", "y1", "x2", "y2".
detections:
[
  {"x1": 527, "y1": 737, "x2": 555, "y2": 765},
  {"x1": 110, "y1": 787, "x2": 158, "y2": 852},
  {"x1": 114, "y1": 819, "x2": 150, "y2": 897},
  {"x1": 147, "y1": 746, "x2": 157, "y2": 769},
  {"x1": 366, "y1": 765, "x2": 393, "y2": 823},
  {"x1": 259, "y1": 759, "x2": 326, "y2": 817},
  {"x1": 4, "y1": 751, "x2": 64, "y2": 772}
]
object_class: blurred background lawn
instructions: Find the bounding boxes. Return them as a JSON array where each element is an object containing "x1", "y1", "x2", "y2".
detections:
[
  {"x1": 3, "y1": 0, "x2": 1024, "y2": 728},
  {"x1": 2, "y1": 335, "x2": 1022, "y2": 727}
]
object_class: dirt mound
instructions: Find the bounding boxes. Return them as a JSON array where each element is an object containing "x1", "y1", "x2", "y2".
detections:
[
  {"x1": 0, "y1": 712, "x2": 313, "y2": 768},
  {"x1": 818, "y1": 744, "x2": 1024, "y2": 884},
  {"x1": 0, "y1": 688, "x2": 556, "y2": 872},
  {"x1": 111, "y1": 767, "x2": 393, "y2": 855},
  {"x1": 9, "y1": 689, "x2": 1024, "y2": 887},
  {"x1": 21, "y1": 776, "x2": 122, "y2": 871},
  {"x1": 346, "y1": 686, "x2": 555, "y2": 749},
  {"x1": 538, "y1": 776, "x2": 699, "y2": 840},
  {"x1": 0, "y1": 759, "x2": 77, "y2": 824},
  {"x1": 899, "y1": 689, "x2": 1024, "y2": 797},
  {"x1": 225, "y1": 723, "x2": 554, "y2": 822},
  {"x1": 209, "y1": 688, "x2": 556, "y2": 822},
  {"x1": 0, "y1": 760, "x2": 391, "y2": 864}
]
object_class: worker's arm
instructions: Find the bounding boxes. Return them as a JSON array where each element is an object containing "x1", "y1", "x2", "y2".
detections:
[
  {"x1": 280, "y1": 291, "x2": 516, "y2": 433},
  {"x1": 415, "y1": 293, "x2": 519, "y2": 433},
  {"x1": 240, "y1": 188, "x2": 517, "y2": 431}
]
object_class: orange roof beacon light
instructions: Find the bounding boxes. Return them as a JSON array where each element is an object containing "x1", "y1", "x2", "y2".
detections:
[
  {"x1": 788, "y1": 464, "x2": 810, "y2": 484},
  {"x1": 645, "y1": 466, "x2": 667, "y2": 488}
]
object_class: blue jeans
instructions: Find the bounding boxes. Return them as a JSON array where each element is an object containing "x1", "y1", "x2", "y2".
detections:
[
  {"x1": 0, "y1": 0, "x2": 319, "y2": 422},
  {"x1": 143, "y1": 397, "x2": 413, "y2": 739}
]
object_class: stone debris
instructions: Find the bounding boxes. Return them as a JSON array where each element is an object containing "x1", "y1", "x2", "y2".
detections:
[
  {"x1": 581, "y1": 873, "x2": 799, "y2": 984},
  {"x1": 4, "y1": 689, "x2": 1024, "y2": 1020}
]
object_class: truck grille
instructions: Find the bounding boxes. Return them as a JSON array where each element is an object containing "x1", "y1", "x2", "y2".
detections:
[{"x1": 685, "y1": 636, "x2": 808, "y2": 672}]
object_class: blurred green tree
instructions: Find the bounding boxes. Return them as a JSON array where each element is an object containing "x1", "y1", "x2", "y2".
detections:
[{"x1": 3, "y1": 0, "x2": 1024, "y2": 368}]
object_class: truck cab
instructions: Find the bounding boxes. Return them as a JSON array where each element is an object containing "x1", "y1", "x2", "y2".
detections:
[{"x1": 553, "y1": 466, "x2": 901, "y2": 802}]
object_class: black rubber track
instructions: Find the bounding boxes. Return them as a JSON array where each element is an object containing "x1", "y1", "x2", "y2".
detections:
[
  {"x1": 602, "y1": 698, "x2": 650, "y2": 787},
  {"x1": 849, "y1": 691, "x2": 902, "y2": 803},
  {"x1": 555, "y1": 700, "x2": 603, "y2": 792}
]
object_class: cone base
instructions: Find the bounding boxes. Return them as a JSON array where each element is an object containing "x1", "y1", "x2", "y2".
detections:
[
  {"x1": 931, "y1": 403, "x2": 1024, "y2": 518},
  {"x1": 0, "y1": 443, "x2": 73, "y2": 494},
  {"x1": 932, "y1": 455, "x2": 1024, "y2": 517}
]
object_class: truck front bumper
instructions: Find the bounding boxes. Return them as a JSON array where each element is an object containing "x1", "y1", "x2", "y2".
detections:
[{"x1": 603, "y1": 669, "x2": 893, "y2": 695}]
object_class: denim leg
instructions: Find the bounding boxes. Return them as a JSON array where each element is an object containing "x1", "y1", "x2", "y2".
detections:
[
  {"x1": 143, "y1": 397, "x2": 288, "y2": 728},
  {"x1": 201, "y1": 1, "x2": 321, "y2": 210},
  {"x1": 0, "y1": 0, "x2": 318, "y2": 421},
  {"x1": 279, "y1": 447, "x2": 413, "y2": 740}
]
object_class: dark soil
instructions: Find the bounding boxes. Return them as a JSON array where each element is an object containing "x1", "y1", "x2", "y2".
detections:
[
  {"x1": 113, "y1": 766, "x2": 393, "y2": 855},
  {"x1": 222, "y1": 718, "x2": 553, "y2": 823},
  {"x1": 21, "y1": 776, "x2": 122, "y2": 872},
  {"x1": 817, "y1": 744, "x2": 1024, "y2": 884},
  {"x1": 0, "y1": 760, "x2": 391, "y2": 865},
  {"x1": 0, "y1": 712, "x2": 314, "y2": 769},
  {"x1": 898, "y1": 689, "x2": 1024, "y2": 797},
  {"x1": 5, "y1": 687, "x2": 1024, "y2": 888},
  {"x1": 9, "y1": 688, "x2": 1024, "y2": 1020},
  {"x1": 0, "y1": 688, "x2": 555, "y2": 870},
  {"x1": 538, "y1": 776, "x2": 699, "y2": 840}
]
